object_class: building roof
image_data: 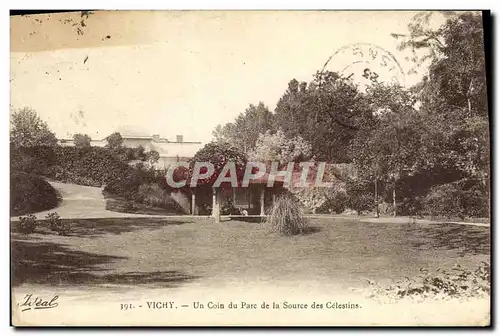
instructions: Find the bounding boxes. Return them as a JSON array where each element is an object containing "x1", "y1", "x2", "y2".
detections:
[{"x1": 150, "y1": 142, "x2": 204, "y2": 158}]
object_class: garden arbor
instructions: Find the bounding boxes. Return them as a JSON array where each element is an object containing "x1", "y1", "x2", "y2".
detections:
[{"x1": 209, "y1": 173, "x2": 284, "y2": 223}]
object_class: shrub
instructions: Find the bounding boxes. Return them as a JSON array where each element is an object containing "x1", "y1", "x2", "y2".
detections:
[
  {"x1": 221, "y1": 199, "x2": 241, "y2": 216},
  {"x1": 43, "y1": 146, "x2": 142, "y2": 193},
  {"x1": 136, "y1": 183, "x2": 185, "y2": 213},
  {"x1": 266, "y1": 195, "x2": 308, "y2": 236},
  {"x1": 44, "y1": 212, "x2": 70, "y2": 235},
  {"x1": 10, "y1": 145, "x2": 56, "y2": 176},
  {"x1": 364, "y1": 262, "x2": 490, "y2": 303},
  {"x1": 345, "y1": 179, "x2": 373, "y2": 215},
  {"x1": 289, "y1": 182, "x2": 347, "y2": 214},
  {"x1": 316, "y1": 191, "x2": 348, "y2": 214},
  {"x1": 10, "y1": 172, "x2": 60, "y2": 216},
  {"x1": 289, "y1": 187, "x2": 327, "y2": 214},
  {"x1": 421, "y1": 180, "x2": 489, "y2": 219},
  {"x1": 198, "y1": 204, "x2": 212, "y2": 216},
  {"x1": 124, "y1": 200, "x2": 139, "y2": 212},
  {"x1": 18, "y1": 214, "x2": 37, "y2": 234},
  {"x1": 45, "y1": 212, "x2": 61, "y2": 231}
]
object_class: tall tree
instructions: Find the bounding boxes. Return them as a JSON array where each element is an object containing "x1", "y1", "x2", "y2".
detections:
[
  {"x1": 212, "y1": 102, "x2": 274, "y2": 153},
  {"x1": 396, "y1": 12, "x2": 489, "y2": 186},
  {"x1": 395, "y1": 11, "x2": 488, "y2": 117},
  {"x1": 10, "y1": 107, "x2": 58, "y2": 148},
  {"x1": 248, "y1": 129, "x2": 312, "y2": 167},
  {"x1": 274, "y1": 73, "x2": 372, "y2": 163}
]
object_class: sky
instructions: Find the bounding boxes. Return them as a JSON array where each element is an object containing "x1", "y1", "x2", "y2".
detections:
[{"x1": 10, "y1": 11, "x2": 445, "y2": 144}]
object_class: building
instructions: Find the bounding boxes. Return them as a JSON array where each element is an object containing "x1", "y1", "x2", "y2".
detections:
[
  {"x1": 191, "y1": 163, "x2": 352, "y2": 218},
  {"x1": 58, "y1": 132, "x2": 204, "y2": 170}
]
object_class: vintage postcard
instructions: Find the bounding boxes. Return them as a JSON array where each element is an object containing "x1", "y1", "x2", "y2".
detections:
[{"x1": 10, "y1": 10, "x2": 490, "y2": 326}]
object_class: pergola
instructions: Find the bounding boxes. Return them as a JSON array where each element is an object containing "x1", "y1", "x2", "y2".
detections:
[{"x1": 190, "y1": 172, "x2": 286, "y2": 223}]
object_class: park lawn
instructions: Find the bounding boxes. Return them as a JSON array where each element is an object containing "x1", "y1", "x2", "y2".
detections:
[{"x1": 11, "y1": 217, "x2": 490, "y2": 292}]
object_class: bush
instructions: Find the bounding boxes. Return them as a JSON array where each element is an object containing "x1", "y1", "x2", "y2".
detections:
[
  {"x1": 316, "y1": 191, "x2": 348, "y2": 214},
  {"x1": 364, "y1": 262, "x2": 490, "y2": 303},
  {"x1": 38, "y1": 146, "x2": 145, "y2": 197},
  {"x1": 10, "y1": 145, "x2": 56, "y2": 176},
  {"x1": 10, "y1": 172, "x2": 60, "y2": 216},
  {"x1": 45, "y1": 212, "x2": 61, "y2": 230},
  {"x1": 289, "y1": 187, "x2": 328, "y2": 214},
  {"x1": 422, "y1": 180, "x2": 489, "y2": 219},
  {"x1": 18, "y1": 214, "x2": 37, "y2": 234},
  {"x1": 221, "y1": 199, "x2": 241, "y2": 216},
  {"x1": 136, "y1": 183, "x2": 185, "y2": 213},
  {"x1": 198, "y1": 204, "x2": 212, "y2": 216},
  {"x1": 345, "y1": 179, "x2": 373, "y2": 215},
  {"x1": 44, "y1": 212, "x2": 70, "y2": 235},
  {"x1": 266, "y1": 195, "x2": 308, "y2": 236},
  {"x1": 124, "y1": 200, "x2": 139, "y2": 212}
]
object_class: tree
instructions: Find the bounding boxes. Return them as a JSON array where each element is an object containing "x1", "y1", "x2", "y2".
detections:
[
  {"x1": 345, "y1": 178, "x2": 374, "y2": 215},
  {"x1": 146, "y1": 150, "x2": 160, "y2": 165},
  {"x1": 393, "y1": 11, "x2": 490, "y2": 217},
  {"x1": 189, "y1": 142, "x2": 247, "y2": 187},
  {"x1": 134, "y1": 145, "x2": 146, "y2": 161},
  {"x1": 105, "y1": 132, "x2": 123, "y2": 151},
  {"x1": 348, "y1": 96, "x2": 422, "y2": 216},
  {"x1": 274, "y1": 73, "x2": 372, "y2": 162},
  {"x1": 395, "y1": 11, "x2": 488, "y2": 117},
  {"x1": 212, "y1": 102, "x2": 274, "y2": 153},
  {"x1": 10, "y1": 107, "x2": 57, "y2": 148},
  {"x1": 248, "y1": 129, "x2": 312, "y2": 167},
  {"x1": 189, "y1": 142, "x2": 247, "y2": 223},
  {"x1": 73, "y1": 133, "x2": 92, "y2": 148}
]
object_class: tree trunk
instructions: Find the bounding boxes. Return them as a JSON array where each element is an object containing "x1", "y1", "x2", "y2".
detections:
[
  {"x1": 260, "y1": 187, "x2": 265, "y2": 216},
  {"x1": 393, "y1": 187, "x2": 397, "y2": 217},
  {"x1": 374, "y1": 177, "x2": 379, "y2": 218},
  {"x1": 191, "y1": 192, "x2": 196, "y2": 215},
  {"x1": 212, "y1": 187, "x2": 220, "y2": 224}
]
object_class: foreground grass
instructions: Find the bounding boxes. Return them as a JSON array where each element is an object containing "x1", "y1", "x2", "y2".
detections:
[{"x1": 11, "y1": 218, "x2": 490, "y2": 291}]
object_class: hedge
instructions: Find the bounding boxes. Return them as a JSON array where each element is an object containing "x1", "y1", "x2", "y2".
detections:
[{"x1": 10, "y1": 172, "x2": 60, "y2": 216}]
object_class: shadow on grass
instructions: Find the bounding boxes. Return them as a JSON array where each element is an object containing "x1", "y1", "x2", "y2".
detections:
[
  {"x1": 11, "y1": 237, "x2": 199, "y2": 288},
  {"x1": 404, "y1": 223, "x2": 490, "y2": 257},
  {"x1": 227, "y1": 216, "x2": 264, "y2": 223},
  {"x1": 301, "y1": 226, "x2": 322, "y2": 235},
  {"x1": 12, "y1": 218, "x2": 189, "y2": 238}
]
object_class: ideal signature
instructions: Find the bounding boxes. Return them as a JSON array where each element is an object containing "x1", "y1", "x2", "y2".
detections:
[{"x1": 18, "y1": 293, "x2": 59, "y2": 312}]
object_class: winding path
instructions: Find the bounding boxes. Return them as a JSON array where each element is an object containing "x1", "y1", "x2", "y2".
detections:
[{"x1": 10, "y1": 180, "x2": 164, "y2": 220}]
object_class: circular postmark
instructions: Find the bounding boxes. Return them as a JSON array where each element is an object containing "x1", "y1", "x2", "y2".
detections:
[{"x1": 322, "y1": 43, "x2": 405, "y2": 89}]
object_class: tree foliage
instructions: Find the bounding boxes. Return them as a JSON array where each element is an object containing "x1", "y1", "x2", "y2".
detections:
[
  {"x1": 248, "y1": 129, "x2": 312, "y2": 166},
  {"x1": 396, "y1": 11, "x2": 488, "y2": 117},
  {"x1": 146, "y1": 150, "x2": 160, "y2": 164},
  {"x1": 274, "y1": 73, "x2": 373, "y2": 162},
  {"x1": 189, "y1": 142, "x2": 247, "y2": 187},
  {"x1": 10, "y1": 107, "x2": 58, "y2": 148},
  {"x1": 212, "y1": 102, "x2": 274, "y2": 153},
  {"x1": 73, "y1": 133, "x2": 92, "y2": 148},
  {"x1": 105, "y1": 132, "x2": 123, "y2": 151}
]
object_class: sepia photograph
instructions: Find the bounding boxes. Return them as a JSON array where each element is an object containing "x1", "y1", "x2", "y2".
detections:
[{"x1": 9, "y1": 10, "x2": 491, "y2": 326}]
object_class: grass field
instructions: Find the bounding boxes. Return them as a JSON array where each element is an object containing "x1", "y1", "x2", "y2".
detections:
[{"x1": 11, "y1": 217, "x2": 490, "y2": 293}]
